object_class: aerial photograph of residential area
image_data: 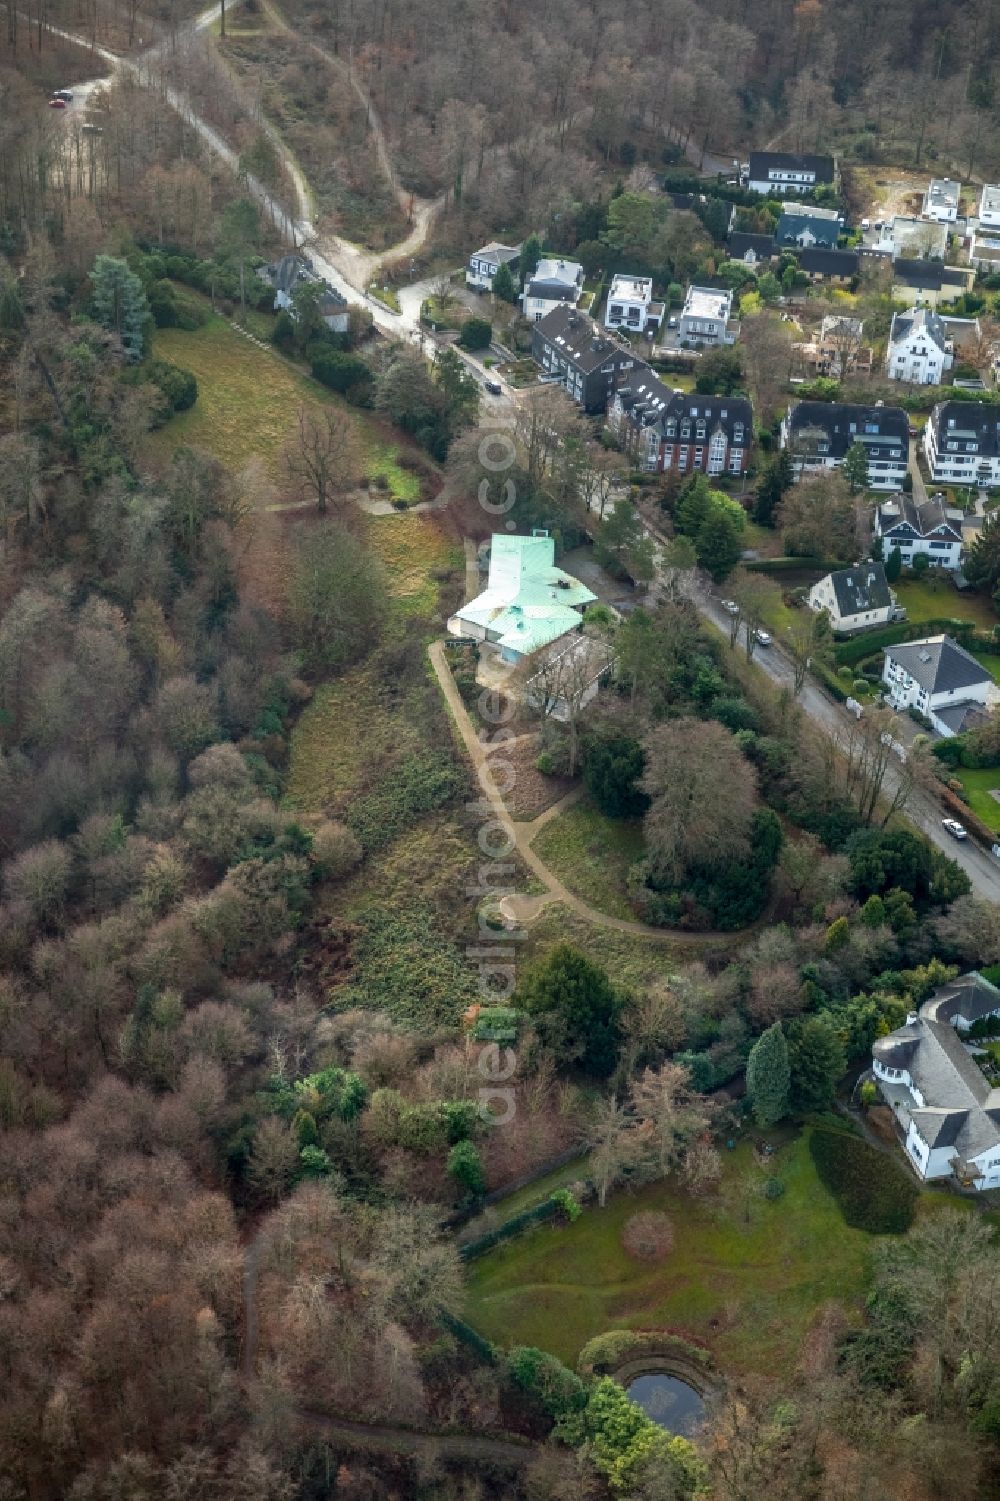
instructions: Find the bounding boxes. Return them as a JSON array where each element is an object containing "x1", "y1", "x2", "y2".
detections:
[{"x1": 4, "y1": 0, "x2": 1000, "y2": 1496}]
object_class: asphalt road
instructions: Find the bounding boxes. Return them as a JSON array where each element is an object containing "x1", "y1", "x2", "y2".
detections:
[{"x1": 696, "y1": 590, "x2": 1000, "y2": 901}]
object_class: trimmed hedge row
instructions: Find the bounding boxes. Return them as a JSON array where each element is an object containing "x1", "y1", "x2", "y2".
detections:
[
  {"x1": 438, "y1": 1309, "x2": 497, "y2": 1364},
  {"x1": 577, "y1": 1329, "x2": 713, "y2": 1377},
  {"x1": 745, "y1": 556, "x2": 830, "y2": 574},
  {"x1": 459, "y1": 1196, "x2": 561, "y2": 1260},
  {"x1": 808, "y1": 1125, "x2": 918, "y2": 1234},
  {"x1": 834, "y1": 617, "x2": 979, "y2": 668}
]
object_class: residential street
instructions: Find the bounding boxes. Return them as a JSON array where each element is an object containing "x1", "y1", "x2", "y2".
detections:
[{"x1": 694, "y1": 589, "x2": 1000, "y2": 901}]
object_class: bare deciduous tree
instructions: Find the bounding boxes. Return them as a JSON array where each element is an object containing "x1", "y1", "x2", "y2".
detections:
[
  {"x1": 640, "y1": 717, "x2": 758, "y2": 885},
  {"x1": 284, "y1": 405, "x2": 360, "y2": 516}
]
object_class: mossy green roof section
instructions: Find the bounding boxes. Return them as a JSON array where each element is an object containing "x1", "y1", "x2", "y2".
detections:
[{"x1": 452, "y1": 533, "x2": 597, "y2": 654}]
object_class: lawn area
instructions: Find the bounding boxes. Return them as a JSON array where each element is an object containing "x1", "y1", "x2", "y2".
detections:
[
  {"x1": 892, "y1": 576, "x2": 998, "y2": 632},
  {"x1": 368, "y1": 511, "x2": 461, "y2": 621},
  {"x1": 952, "y1": 766, "x2": 1000, "y2": 832},
  {"x1": 285, "y1": 665, "x2": 415, "y2": 813},
  {"x1": 531, "y1": 797, "x2": 645, "y2": 921},
  {"x1": 464, "y1": 1128, "x2": 968, "y2": 1380},
  {"x1": 523, "y1": 904, "x2": 696, "y2": 990},
  {"x1": 147, "y1": 315, "x2": 427, "y2": 503},
  {"x1": 368, "y1": 283, "x2": 401, "y2": 313},
  {"x1": 972, "y1": 651, "x2": 1000, "y2": 687}
]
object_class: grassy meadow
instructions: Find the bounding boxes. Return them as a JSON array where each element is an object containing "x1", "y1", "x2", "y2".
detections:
[{"x1": 464, "y1": 1128, "x2": 973, "y2": 1380}]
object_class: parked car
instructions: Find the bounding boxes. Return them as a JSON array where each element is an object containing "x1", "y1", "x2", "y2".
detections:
[
  {"x1": 992, "y1": 843, "x2": 1000, "y2": 861},
  {"x1": 754, "y1": 629, "x2": 772, "y2": 646},
  {"x1": 721, "y1": 599, "x2": 739, "y2": 615},
  {"x1": 908, "y1": 425, "x2": 919, "y2": 438},
  {"x1": 942, "y1": 818, "x2": 968, "y2": 841},
  {"x1": 484, "y1": 379, "x2": 503, "y2": 396},
  {"x1": 52, "y1": 89, "x2": 74, "y2": 102},
  {"x1": 667, "y1": 317, "x2": 678, "y2": 328},
  {"x1": 48, "y1": 97, "x2": 67, "y2": 109}
]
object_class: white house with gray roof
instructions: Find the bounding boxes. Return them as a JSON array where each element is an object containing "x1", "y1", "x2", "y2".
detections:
[
  {"x1": 466, "y1": 242, "x2": 520, "y2": 292},
  {"x1": 875, "y1": 494, "x2": 964, "y2": 570},
  {"x1": 807, "y1": 563, "x2": 893, "y2": 633},
  {"x1": 882, "y1": 634, "x2": 999, "y2": 735},
  {"x1": 886, "y1": 307, "x2": 952, "y2": 386},
  {"x1": 872, "y1": 973, "x2": 1000, "y2": 1190},
  {"x1": 521, "y1": 258, "x2": 584, "y2": 322}
]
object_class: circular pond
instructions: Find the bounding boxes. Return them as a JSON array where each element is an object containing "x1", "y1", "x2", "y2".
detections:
[{"x1": 626, "y1": 1372, "x2": 706, "y2": 1436}]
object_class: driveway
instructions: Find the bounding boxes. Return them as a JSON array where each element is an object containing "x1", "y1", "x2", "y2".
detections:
[{"x1": 909, "y1": 437, "x2": 929, "y2": 504}]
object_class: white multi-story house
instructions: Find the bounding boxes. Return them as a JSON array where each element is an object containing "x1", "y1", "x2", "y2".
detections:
[
  {"x1": 678, "y1": 285, "x2": 735, "y2": 347},
  {"x1": 885, "y1": 307, "x2": 952, "y2": 385},
  {"x1": 922, "y1": 178, "x2": 961, "y2": 223},
  {"x1": 780, "y1": 401, "x2": 908, "y2": 490},
  {"x1": 465, "y1": 242, "x2": 520, "y2": 292},
  {"x1": 875, "y1": 494, "x2": 963, "y2": 570},
  {"x1": 924, "y1": 401, "x2": 1000, "y2": 488},
  {"x1": 746, "y1": 151, "x2": 836, "y2": 196},
  {"x1": 979, "y1": 184, "x2": 1000, "y2": 228},
  {"x1": 604, "y1": 275, "x2": 664, "y2": 335},
  {"x1": 807, "y1": 564, "x2": 894, "y2": 633},
  {"x1": 521, "y1": 258, "x2": 584, "y2": 322},
  {"x1": 882, "y1": 634, "x2": 999, "y2": 735},
  {"x1": 872, "y1": 973, "x2": 1000, "y2": 1191}
]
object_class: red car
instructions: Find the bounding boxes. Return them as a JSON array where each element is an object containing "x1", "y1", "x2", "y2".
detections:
[{"x1": 48, "y1": 97, "x2": 67, "y2": 109}]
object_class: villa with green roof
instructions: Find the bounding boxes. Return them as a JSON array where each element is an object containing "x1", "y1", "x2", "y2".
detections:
[{"x1": 447, "y1": 532, "x2": 597, "y2": 663}]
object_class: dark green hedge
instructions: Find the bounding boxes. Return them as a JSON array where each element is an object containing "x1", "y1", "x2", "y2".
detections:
[
  {"x1": 459, "y1": 1196, "x2": 561, "y2": 1260},
  {"x1": 809, "y1": 1126, "x2": 918, "y2": 1234},
  {"x1": 834, "y1": 617, "x2": 978, "y2": 668},
  {"x1": 745, "y1": 556, "x2": 830, "y2": 574},
  {"x1": 438, "y1": 1309, "x2": 497, "y2": 1364}
]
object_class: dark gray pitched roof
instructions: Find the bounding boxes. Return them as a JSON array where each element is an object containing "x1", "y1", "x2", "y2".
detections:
[
  {"x1": 877, "y1": 493, "x2": 963, "y2": 544},
  {"x1": 885, "y1": 635, "x2": 993, "y2": 695},
  {"x1": 526, "y1": 279, "x2": 579, "y2": 302},
  {"x1": 795, "y1": 247, "x2": 859, "y2": 277},
  {"x1": 616, "y1": 369, "x2": 751, "y2": 444},
  {"x1": 776, "y1": 211, "x2": 840, "y2": 248},
  {"x1": 933, "y1": 974, "x2": 1000, "y2": 1027},
  {"x1": 533, "y1": 306, "x2": 634, "y2": 375},
  {"x1": 910, "y1": 1109, "x2": 968, "y2": 1148},
  {"x1": 931, "y1": 400, "x2": 1000, "y2": 458},
  {"x1": 893, "y1": 259, "x2": 968, "y2": 290},
  {"x1": 889, "y1": 306, "x2": 948, "y2": 352},
  {"x1": 932, "y1": 702, "x2": 991, "y2": 735},
  {"x1": 727, "y1": 231, "x2": 776, "y2": 261},
  {"x1": 786, "y1": 400, "x2": 908, "y2": 460},
  {"x1": 827, "y1": 563, "x2": 892, "y2": 617},
  {"x1": 748, "y1": 151, "x2": 835, "y2": 183}
]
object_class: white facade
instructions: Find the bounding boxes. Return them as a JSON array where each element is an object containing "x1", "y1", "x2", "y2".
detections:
[
  {"x1": 886, "y1": 309, "x2": 952, "y2": 386},
  {"x1": 882, "y1": 638, "x2": 999, "y2": 735},
  {"x1": 678, "y1": 285, "x2": 735, "y2": 347},
  {"x1": 924, "y1": 407, "x2": 1000, "y2": 488},
  {"x1": 979, "y1": 184, "x2": 1000, "y2": 228},
  {"x1": 873, "y1": 978, "x2": 1000, "y2": 1191},
  {"x1": 521, "y1": 259, "x2": 584, "y2": 322},
  {"x1": 875, "y1": 497, "x2": 963, "y2": 571},
  {"x1": 604, "y1": 275, "x2": 662, "y2": 334},
  {"x1": 923, "y1": 178, "x2": 961, "y2": 223},
  {"x1": 807, "y1": 570, "x2": 893, "y2": 632},
  {"x1": 466, "y1": 243, "x2": 519, "y2": 292}
]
